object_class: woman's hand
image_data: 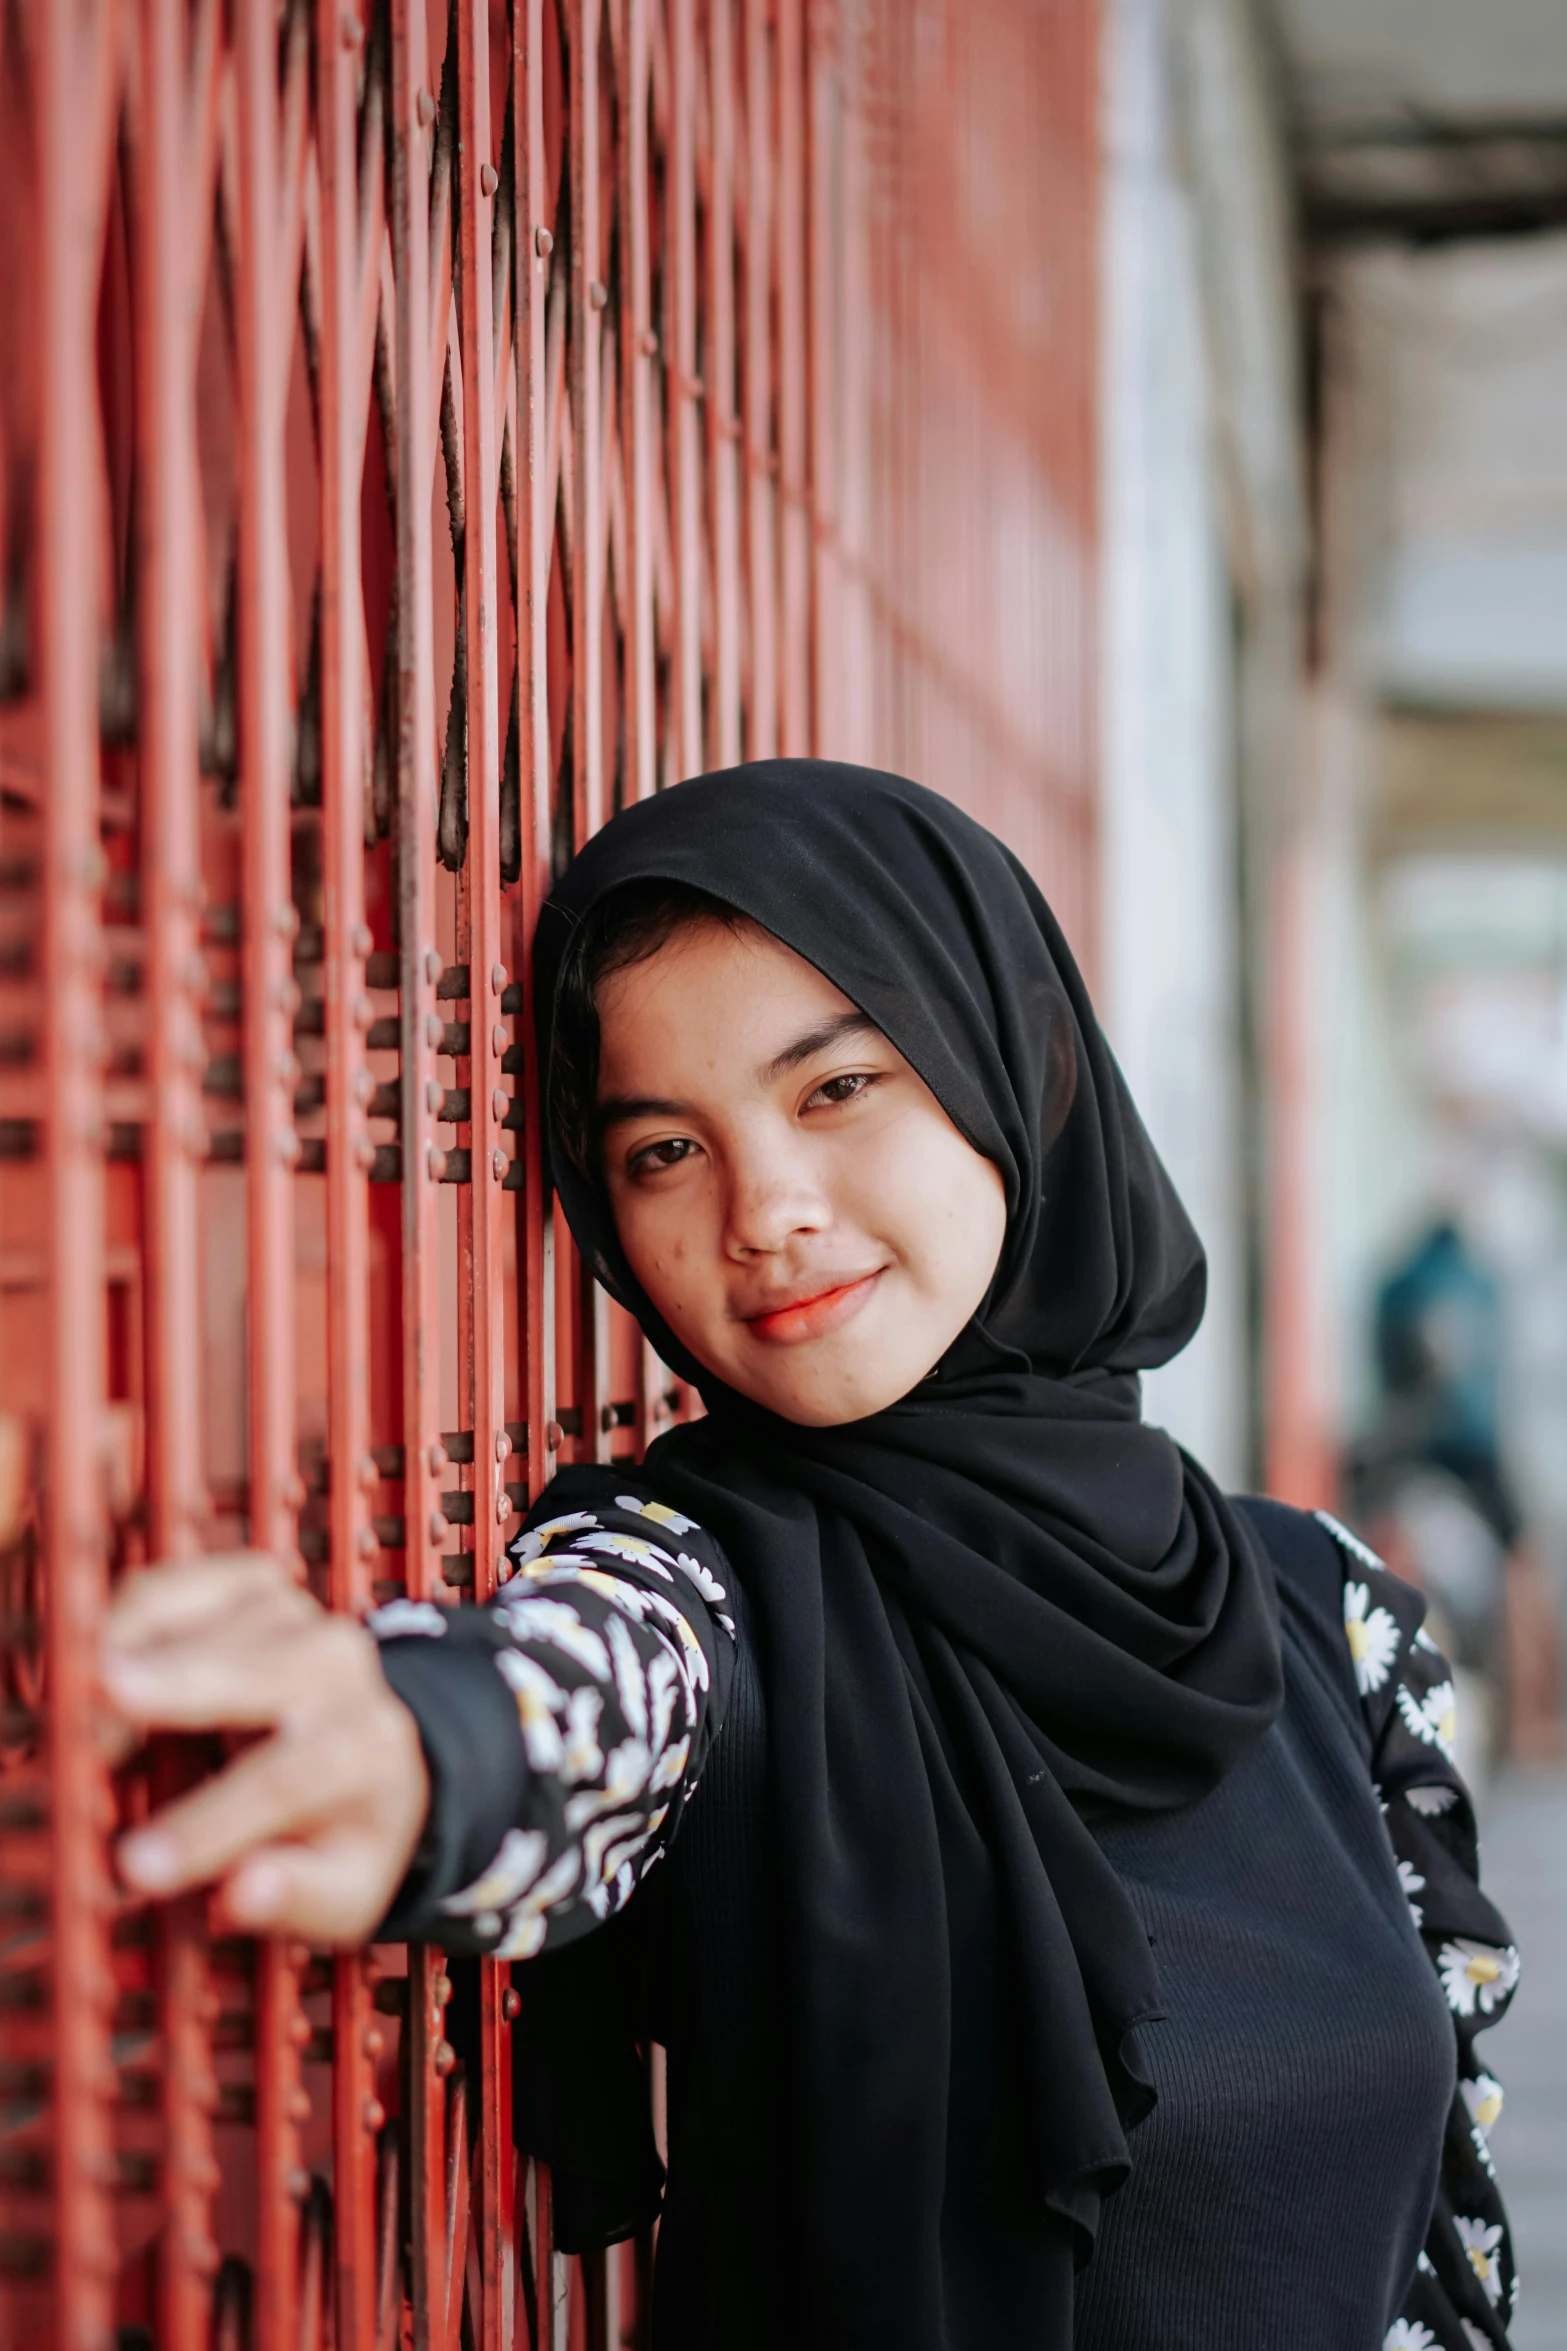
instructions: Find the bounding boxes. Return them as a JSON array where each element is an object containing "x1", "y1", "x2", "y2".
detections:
[{"x1": 100, "y1": 1552, "x2": 429, "y2": 1946}]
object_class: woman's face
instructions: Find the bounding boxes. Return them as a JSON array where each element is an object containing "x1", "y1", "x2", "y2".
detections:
[{"x1": 595, "y1": 918, "x2": 1008, "y2": 1425}]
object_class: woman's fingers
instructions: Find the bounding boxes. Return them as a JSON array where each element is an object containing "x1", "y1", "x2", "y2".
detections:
[
  {"x1": 101, "y1": 1610, "x2": 369, "y2": 1733},
  {"x1": 104, "y1": 1552, "x2": 303, "y2": 1655},
  {"x1": 116, "y1": 1690, "x2": 423, "y2": 1897},
  {"x1": 217, "y1": 1826, "x2": 410, "y2": 1946}
]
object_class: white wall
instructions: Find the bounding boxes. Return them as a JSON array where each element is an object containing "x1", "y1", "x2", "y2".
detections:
[{"x1": 1099, "y1": 0, "x2": 1247, "y2": 1483}]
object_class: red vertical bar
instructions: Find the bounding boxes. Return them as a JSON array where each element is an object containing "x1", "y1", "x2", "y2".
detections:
[
  {"x1": 37, "y1": 7, "x2": 116, "y2": 2343},
  {"x1": 743, "y1": 0, "x2": 776, "y2": 759},
  {"x1": 316, "y1": 11, "x2": 379, "y2": 2348},
  {"x1": 136, "y1": 5, "x2": 222, "y2": 2339},
  {"x1": 775, "y1": 0, "x2": 810, "y2": 755},
  {"x1": 805, "y1": 0, "x2": 839, "y2": 757},
  {"x1": 390, "y1": 7, "x2": 455, "y2": 2335},
  {"x1": 707, "y1": 0, "x2": 741, "y2": 768},
  {"x1": 515, "y1": 0, "x2": 552, "y2": 1511},
  {"x1": 570, "y1": 0, "x2": 605, "y2": 842},
  {"x1": 235, "y1": 2, "x2": 307, "y2": 2336},
  {"x1": 668, "y1": 0, "x2": 702, "y2": 779},
  {"x1": 620, "y1": 0, "x2": 656, "y2": 805},
  {"x1": 455, "y1": 6, "x2": 517, "y2": 2343}
]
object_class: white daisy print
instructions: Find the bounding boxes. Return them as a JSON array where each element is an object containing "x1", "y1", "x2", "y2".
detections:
[
  {"x1": 492, "y1": 1845, "x2": 583, "y2": 1961},
  {"x1": 1383, "y1": 2322, "x2": 1438, "y2": 2351},
  {"x1": 1405, "y1": 1783, "x2": 1458, "y2": 1818},
  {"x1": 615, "y1": 1494, "x2": 697, "y2": 1535},
  {"x1": 1344, "y1": 1579, "x2": 1401, "y2": 1695},
  {"x1": 1397, "y1": 1858, "x2": 1426, "y2": 1926},
  {"x1": 573, "y1": 1528, "x2": 678, "y2": 1579},
  {"x1": 365, "y1": 1597, "x2": 448, "y2": 1640},
  {"x1": 506, "y1": 1511, "x2": 601, "y2": 1571},
  {"x1": 493, "y1": 1647, "x2": 570, "y2": 1772},
  {"x1": 1397, "y1": 1678, "x2": 1458, "y2": 1760},
  {"x1": 672, "y1": 1550, "x2": 728, "y2": 1605},
  {"x1": 440, "y1": 1826, "x2": 548, "y2": 1917},
  {"x1": 1437, "y1": 1940, "x2": 1520, "y2": 2018},
  {"x1": 1455, "y1": 2215, "x2": 1504, "y2": 2305},
  {"x1": 492, "y1": 1595, "x2": 613, "y2": 1681},
  {"x1": 1461, "y1": 2325, "x2": 1491, "y2": 2351},
  {"x1": 1461, "y1": 2072, "x2": 1505, "y2": 2133}
]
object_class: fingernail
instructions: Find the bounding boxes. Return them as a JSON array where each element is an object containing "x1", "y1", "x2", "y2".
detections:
[{"x1": 118, "y1": 1831, "x2": 178, "y2": 1891}]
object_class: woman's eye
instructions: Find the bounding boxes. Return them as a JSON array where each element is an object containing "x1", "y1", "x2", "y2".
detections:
[
  {"x1": 806, "y1": 1071, "x2": 877, "y2": 1110},
  {"x1": 628, "y1": 1136, "x2": 696, "y2": 1177}
]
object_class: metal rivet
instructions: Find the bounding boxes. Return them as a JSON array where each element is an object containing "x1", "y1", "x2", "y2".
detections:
[
  {"x1": 639, "y1": 327, "x2": 659, "y2": 357},
  {"x1": 545, "y1": 1420, "x2": 564, "y2": 1452},
  {"x1": 496, "y1": 1491, "x2": 512, "y2": 1523},
  {"x1": 364, "y1": 2025, "x2": 385, "y2": 2059},
  {"x1": 357, "y1": 1525, "x2": 378, "y2": 1557},
  {"x1": 363, "y1": 2096, "x2": 385, "y2": 2132},
  {"x1": 425, "y1": 1014, "x2": 444, "y2": 1048},
  {"x1": 435, "y1": 1974, "x2": 453, "y2": 2007},
  {"x1": 425, "y1": 949, "x2": 443, "y2": 985},
  {"x1": 284, "y1": 1474, "x2": 308, "y2": 1511},
  {"x1": 480, "y1": 161, "x2": 498, "y2": 197},
  {"x1": 417, "y1": 88, "x2": 436, "y2": 128},
  {"x1": 358, "y1": 1454, "x2": 379, "y2": 1488},
  {"x1": 355, "y1": 1135, "x2": 376, "y2": 1170},
  {"x1": 492, "y1": 1023, "x2": 507, "y2": 1055},
  {"x1": 289, "y1": 2088, "x2": 312, "y2": 2122},
  {"x1": 502, "y1": 1987, "x2": 521, "y2": 2021},
  {"x1": 433, "y1": 2041, "x2": 456, "y2": 2076},
  {"x1": 492, "y1": 1148, "x2": 507, "y2": 1180},
  {"x1": 534, "y1": 225, "x2": 553, "y2": 258},
  {"x1": 429, "y1": 1510, "x2": 450, "y2": 1544},
  {"x1": 491, "y1": 963, "x2": 507, "y2": 993},
  {"x1": 589, "y1": 280, "x2": 608, "y2": 310},
  {"x1": 286, "y1": 2167, "x2": 311, "y2": 2204},
  {"x1": 428, "y1": 1442, "x2": 449, "y2": 1475},
  {"x1": 276, "y1": 904, "x2": 300, "y2": 940},
  {"x1": 276, "y1": 1051, "x2": 300, "y2": 1087},
  {"x1": 276, "y1": 977, "x2": 302, "y2": 1014},
  {"x1": 351, "y1": 922, "x2": 373, "y2": 957},
  {"x1": 426, "y1": 1143, "x2": 448, "y2": 1180},
  {"x1": 277, "y1": 1129, "x2": 301, "y2": 1165},
  {"x1": 354, "y1": 1067, "x2": 376, "y2": 1105},
  {"x1": 492, "y1": 1088, "x2": 508, "y2": 1120},
  {"x1": 353, "y1": 994, "x2": 375, "y2": 1031},
  {"x1": 495, "y1": 1431, "x2": 512, "y2": 1462}
]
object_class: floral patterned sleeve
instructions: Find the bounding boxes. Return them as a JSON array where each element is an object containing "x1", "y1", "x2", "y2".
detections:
[
  {"x1": 1317, "y1": 1512, "x2": 1520, "y2": 2351},
  {"x1": 367, "y1": 1467, "x2": 735, "y2": 1963}
]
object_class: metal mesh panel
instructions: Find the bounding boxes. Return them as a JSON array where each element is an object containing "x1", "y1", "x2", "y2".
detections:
[{"x1": 0, "y1": 1, "x2": 1098, "y2": 2343}]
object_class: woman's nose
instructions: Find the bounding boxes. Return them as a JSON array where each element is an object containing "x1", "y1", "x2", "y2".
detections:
[{"x1": 722, "y1": 1141, "x2": 831, "y2": 1257}]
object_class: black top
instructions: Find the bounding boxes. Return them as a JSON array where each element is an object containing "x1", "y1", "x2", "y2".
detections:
[
  {"x1": 532, "y1": 761, "x2": 1289, "y2": 2347},
  {"x1": 376, "y1": 1487, "x2": 1519, "y2": 2350}
]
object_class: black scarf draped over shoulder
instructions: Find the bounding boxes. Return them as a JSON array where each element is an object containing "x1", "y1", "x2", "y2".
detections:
[{"x1": 532, "y1": 761, "x2": 1284, "y2": 2348}]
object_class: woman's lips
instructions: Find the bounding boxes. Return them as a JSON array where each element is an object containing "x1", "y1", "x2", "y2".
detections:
[{"x1": 743, "y1": 1271, "x2": 883, "y2": 1346}]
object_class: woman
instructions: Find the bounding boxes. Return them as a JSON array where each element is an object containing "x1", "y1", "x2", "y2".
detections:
[{"x1": 106, "y1": 763, "x2": 1518, "y2": 2349}]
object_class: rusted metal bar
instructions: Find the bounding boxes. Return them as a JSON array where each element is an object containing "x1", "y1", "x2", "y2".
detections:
[
  {"x1": 36, "y1": 3, "x2": 118, "y2": 2340},
  {"x1": 619, "y1": 0, "x2": 657, "y2": 806},
  {"x1": 317, "y1": 9, "x2": 381, "y2": 2345},
  {"x1": 235, "y1": 4, "x2": 310, "y2": 2339},
  {"x1": 668, "y1": 0, "x2": 702, "y2": 779},
  {"x1": 392, "y1": 4, "x2": 455, "y2": 2333},
  {"x1": 743, "y1": 0, "x2": 777, "y2": 759},
  {"x1": 775, "y1": 0, "x2": 810, "y2": 754},
  {"x1": 707, "y1": 0, "x2": 742, "y2": 768}
]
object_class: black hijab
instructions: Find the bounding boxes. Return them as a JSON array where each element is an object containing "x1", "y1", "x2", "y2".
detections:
[{"x1": 533, "y1": 761, "x2": 1284, "y2": 2348}]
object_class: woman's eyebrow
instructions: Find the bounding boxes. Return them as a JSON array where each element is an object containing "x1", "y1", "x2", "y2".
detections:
[
  {"x1": 758, "y1": 1010, "x2": 882, "y2": 1084},
  {"x1": 597, "y1": 1091, "x2": 692, "y2": 1131}
]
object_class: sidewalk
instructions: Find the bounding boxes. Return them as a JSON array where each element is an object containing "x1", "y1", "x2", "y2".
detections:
[{"x1": 1476, "y1": 1768, "x2": 1567, "y2": 2350}]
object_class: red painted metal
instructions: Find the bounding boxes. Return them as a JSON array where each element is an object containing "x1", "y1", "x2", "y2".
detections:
[{"x1": 0, "y1": 2, "x2": 1103, "y2": 2343}]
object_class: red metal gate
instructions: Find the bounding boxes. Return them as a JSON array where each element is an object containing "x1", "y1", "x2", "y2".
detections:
[{"x1": 0, "y1": 2, "x2": 1098, "y2": 2343}]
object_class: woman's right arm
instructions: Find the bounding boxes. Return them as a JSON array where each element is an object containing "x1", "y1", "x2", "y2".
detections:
[
  {"x1": 372, "y1": 1471, "x2": 735, "y2": 1958},
  {"x1": 102, "y1": 1470, "x2": 734, "y2": 1955}
]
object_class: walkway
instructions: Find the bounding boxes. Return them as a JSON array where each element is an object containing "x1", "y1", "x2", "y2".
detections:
[{"x1": 1477, "y1": 1767, "x2": 1567, "y2": 2350}]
